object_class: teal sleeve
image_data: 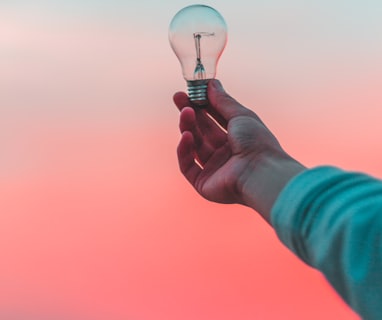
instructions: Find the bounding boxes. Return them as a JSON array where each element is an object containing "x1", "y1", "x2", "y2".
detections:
[{"x1": 271, "y1": 166, "x2": 382, "y2": 320}]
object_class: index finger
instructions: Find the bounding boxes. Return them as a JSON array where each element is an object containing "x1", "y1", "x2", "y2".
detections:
[{"x1": 173, "y1": 92, "x2": 191, "y2": 111}]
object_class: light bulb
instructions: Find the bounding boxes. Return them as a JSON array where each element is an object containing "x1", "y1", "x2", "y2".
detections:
[{"x1": 169, "y1": 4, "x2": 228, "y2": 107}]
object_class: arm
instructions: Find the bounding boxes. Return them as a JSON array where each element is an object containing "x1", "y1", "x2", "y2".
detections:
[
  {"x1": 173, "y1": 79, "x2": 306, "y2": 224},
  {"x1": 174, "y1": 80, "x2": 382, "y2": 319},
  {"x1": 272, "y1": 166, "x2": 382, "y2": 320}
]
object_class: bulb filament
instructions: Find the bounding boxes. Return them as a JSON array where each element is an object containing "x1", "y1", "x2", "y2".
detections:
[{"x1": 193, "y1": 32, "x2": 214, "y2": 80}]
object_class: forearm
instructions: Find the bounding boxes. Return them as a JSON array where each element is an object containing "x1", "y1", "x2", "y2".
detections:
[
  {"x1": 240, "y1": 151, "x2": 306, "y2": 224},
  {"x1": 271, "y1": 166, "x2": 382, "y2": 319}
]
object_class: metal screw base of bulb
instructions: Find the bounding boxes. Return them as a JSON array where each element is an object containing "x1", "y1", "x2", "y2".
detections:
[{"x1": 187, "y1": 79, "x2": 209, "y2": 107}]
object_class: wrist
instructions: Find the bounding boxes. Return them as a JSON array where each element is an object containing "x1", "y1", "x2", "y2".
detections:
[{"x1": 239, "y1": 151, "x2": 306, "y2": 224}]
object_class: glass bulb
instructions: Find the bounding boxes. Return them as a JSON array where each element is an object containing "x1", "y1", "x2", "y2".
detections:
[{"x1": 169, "y1": 5, "x2": 228, "y2": 107}]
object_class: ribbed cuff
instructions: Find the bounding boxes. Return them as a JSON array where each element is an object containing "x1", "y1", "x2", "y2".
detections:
[{"x1": 270, "y1": 166, "x2": 346, "y2": 264}]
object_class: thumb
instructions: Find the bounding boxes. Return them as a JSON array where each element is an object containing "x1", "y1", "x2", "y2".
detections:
[{"x1": 207, "y1": 79, "x2": 251, "y2": 121}]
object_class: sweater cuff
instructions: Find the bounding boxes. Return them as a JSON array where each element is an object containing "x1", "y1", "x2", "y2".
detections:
[{"x1": 270, "y1": 165, "x2": 346, "y2": 264}]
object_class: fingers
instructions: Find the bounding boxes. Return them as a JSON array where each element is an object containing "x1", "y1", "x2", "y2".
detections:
[
  {"x1": 172, "y1": 87, "x2": 228, "y2": 129},
  {"x1": 174, "y1": 80, "x2": 257, "y2": 125},
  {"x1": 173, "y1": 90, "x2": 226, "y2": 138},
  {"x1": 173, "y1": 90, "x2": 227, "y2": 132},
  {"x1": 177, "y1": 130, "x2": 231, "y2": 195},
  {"x1": 177, "y1": 131, "x2": 202, "y2": 186},
  {"x1": 179, "y1": 107, "x2": 196, "y2": 133},
  {"x1": 179, "y1": 107, "x2": 204, "y2": 153},
  {"x1": 179, "y1": 107, "x2": 215, "y2": 165},
  {"x1": 173, "y1": 92, "x2": 191, "y2": 111},
  {"x1": 194, "y1": 108, "x2": 227, "y2": 146},
  {"x1": 207, "y1": 79, "x2": 255, "y2": 122},
  {"x1": 174, "y1": 91, "x2": 228, "y2": 150}
]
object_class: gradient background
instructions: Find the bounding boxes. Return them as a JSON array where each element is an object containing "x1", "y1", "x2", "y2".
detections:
[{"x1": 1, "y1": 0, "x2": 381, "y2": 319}]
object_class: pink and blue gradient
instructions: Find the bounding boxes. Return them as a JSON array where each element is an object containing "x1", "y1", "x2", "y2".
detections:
[{"x1": 2, "y1": 1, "x2": 382, "y2": 319}]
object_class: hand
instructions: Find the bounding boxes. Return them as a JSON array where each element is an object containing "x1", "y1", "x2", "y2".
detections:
[{"x1": 173, "y1": 80, "x2": 305, "y2": 223}]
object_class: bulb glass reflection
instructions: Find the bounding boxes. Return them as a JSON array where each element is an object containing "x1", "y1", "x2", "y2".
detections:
[{"x1": 169, "y1": 5, "x2": 227, "y2": 106}]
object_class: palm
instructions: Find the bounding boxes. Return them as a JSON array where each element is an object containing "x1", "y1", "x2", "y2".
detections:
[
  {"x1": 194, "y1": 117, "x2": 254, "y2": 203},
  {"x1": 174, "y1": 91, "x2": 279, "y2": 205}
]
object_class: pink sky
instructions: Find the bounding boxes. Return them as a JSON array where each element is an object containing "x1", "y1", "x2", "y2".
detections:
[{"x1": 1, "y1": 1, "x2": 381, "y2": 319}]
